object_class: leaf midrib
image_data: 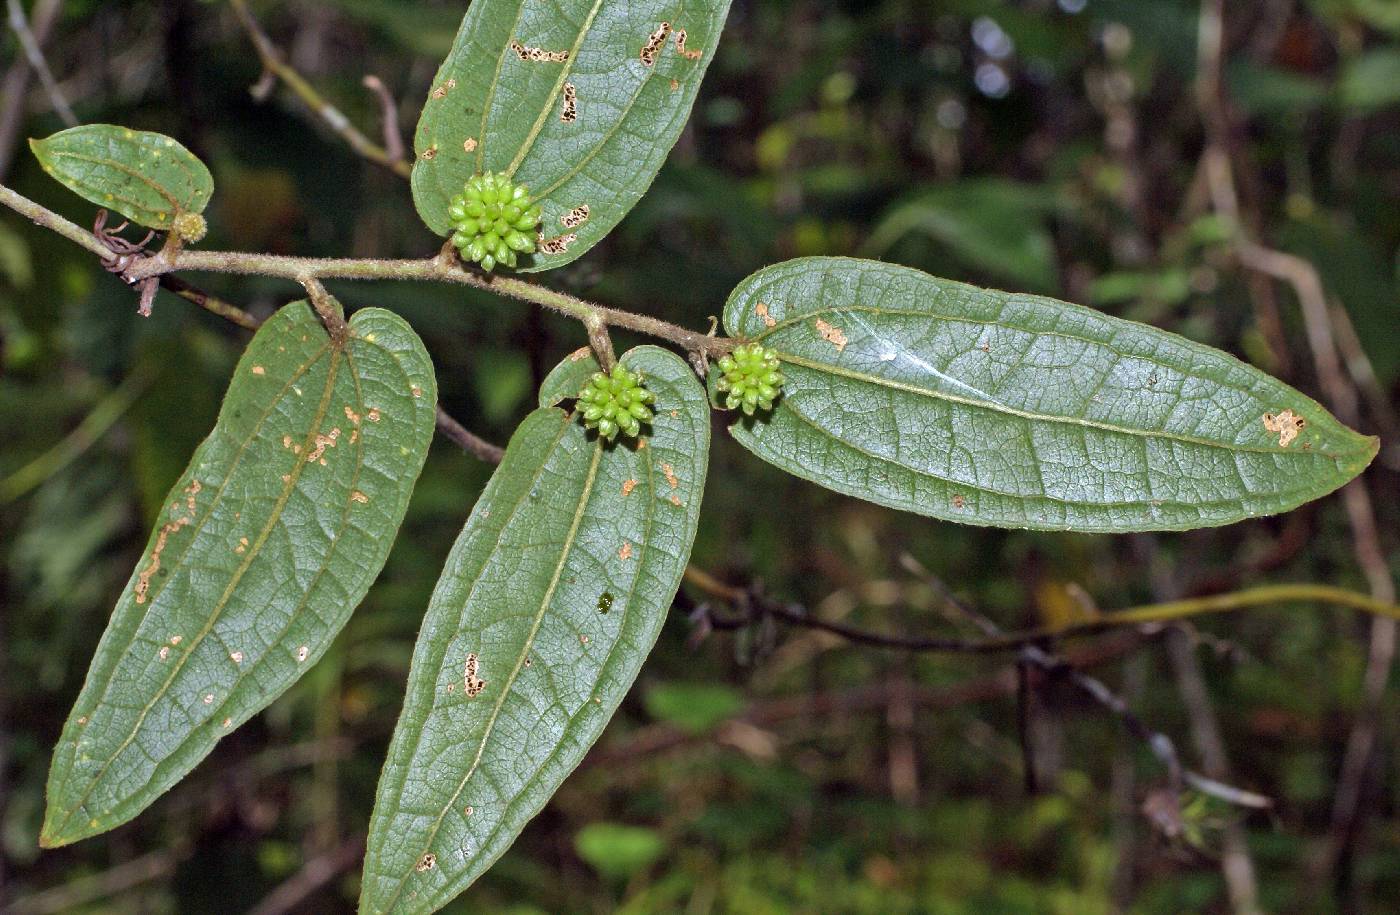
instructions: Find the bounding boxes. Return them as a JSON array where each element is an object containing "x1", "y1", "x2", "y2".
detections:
[
  {"x1": 377, "y1": 429, "x2": 605, "y2": 913},
  {"x1": 48, "y1": 149, "x2": 188, "y2": 210},
  {"x1": 773, "y1": 353, "x2": 1346, "y2": 461},
  {"x1": 503, "y1": 0, "x2": 607, "y2": 178},
  {"x1": 749, "y1": 303, "x2": 1295, "y2": 415},
  {"x1": 774, "y1": 393, "x2": 1333, "y2": 513},
  {"x1": 48, "y1": 342, "x2": 343, "y2": 839}
]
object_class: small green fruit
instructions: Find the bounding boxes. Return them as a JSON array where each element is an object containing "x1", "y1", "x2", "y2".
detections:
[
  {"x1": 716, "y1": 343, "x2": 784, "y2": 415},
  {"x1": 447, "y1": 172, "x2": 542, "y2": 271},
  {"x1": 577, "y1": 364, "x2": 655, "y2": 441}
]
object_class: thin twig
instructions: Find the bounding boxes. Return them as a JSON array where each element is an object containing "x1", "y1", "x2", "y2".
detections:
[
  {"x1": 0, "y1": 364, "x2": 155, "y2": 503},
  {"x1": 6, "y1": 0, "x2": 76, "y2": 126},
  {"x1": 227, "y1": 0, "x2": 410, "y2": 179},
  {"x1": 434, "y1": 406, "x2": 505, "y2": 464},
  {"x1": 0, "y1": 0, "x2": 64, "y2": 179},
  {"x1": 1194, "y1": 0, "x2": 1398, "y2": 892},
  {"x1": 6, "y1": 848, "x2": 181, "y2": 915},
  {"x1": 361, "y1": 75, "x2": 405, "y2": 165}
]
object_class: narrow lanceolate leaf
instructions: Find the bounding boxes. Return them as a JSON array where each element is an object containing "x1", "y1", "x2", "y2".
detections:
[
  {"x1": 361, "y1": 346, "x2": 708, "y2": 914},
  {"x1": 42, "y1": 302, "x2": 436, "y2": 847},
  {"x1": 410, "y1": 0, "x2": 732, "y2": 271},
  {"x1": 30, "y1": 125, "x2": 213, "y2": 229},
  {"x1": 723, "y1": 257, "x2": 1377, "y2": 533}
]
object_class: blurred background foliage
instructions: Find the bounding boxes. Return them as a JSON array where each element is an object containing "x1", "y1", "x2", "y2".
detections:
[{"x1": 2, "y1": 0, "x2": 1399, "y2": 912}]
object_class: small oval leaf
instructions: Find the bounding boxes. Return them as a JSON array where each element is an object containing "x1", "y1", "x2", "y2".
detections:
[
  {"x1": 30, "y1": 125, "x2": 214, "y2": 229},
  {"x1": 723, "y1": 257, "x2": 1377, "y2": 532},
  {"x1": 410, "y1": 0, "x2": 732, "y2": 271},
  {"x1": 41, "y1": 302, "x2": 436, "y2": 847},
  {"x1": 360, "y1": 346, "x2": 708, "y2": 914}
]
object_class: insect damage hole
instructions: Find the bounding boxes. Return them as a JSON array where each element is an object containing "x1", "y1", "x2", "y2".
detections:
[
  {"x1": 464, "y1": 652, "x2": 487, "y2": 697},
  {"x1": 1262, "y1": 409, "x2": 1306, "y2": 447},
  {"x1": 560, "y1": 82, "x2": 577, "y2": 122},
  {"x1": 537, "y1": 232, "x2": 577, "y2": 255},
  {"x1": 814, "y1": 318, "x2": 848, "y2": 352},
  {"x1": 640, "y1": 22, "x2": 671, "y2": 66},
  {"x1": 510, "y1": 39, "x2": 569, "y2": 62},
  {"x1": 674, "y1": 28, "x2": 703, "y2": 60}
]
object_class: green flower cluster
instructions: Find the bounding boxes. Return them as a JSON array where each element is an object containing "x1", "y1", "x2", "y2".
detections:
[
  {"x1": 578, "y1": 364, "x2": 655, "y2": 441},
  {"x1": 447, "y1": 172, "x2": 542, "y2": 271},
  {"x1": 716, "y1": 343, "x2": 784, "y2": 414}
]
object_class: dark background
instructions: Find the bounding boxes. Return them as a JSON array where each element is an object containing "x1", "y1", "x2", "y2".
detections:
[{"x1": 2, "y1": 0, "x2": 1399, "y2": 911}]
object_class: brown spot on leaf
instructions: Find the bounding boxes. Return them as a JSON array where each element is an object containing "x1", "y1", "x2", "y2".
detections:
[
  {"x1": 618, "y1": 542, "x2": 633, "y2": 561},
  {"x1": 367, "y1": 408, "x2": 382, "y2": 422},
  {"x1": 464, "y1": 652, "x2": 486, "y2": 697},
  {"x1": 1262, "y1": 409, "x2": 1306, "y2": 447},
  {"x1": 951, "y1": 494, "x2": 965, "y2": 510},
  {"x1": 622, "y1": 479, "x2": 637, "y2": 496},
  {"x1": 230, "y1": 651, "x2": 244, "y2": 664},
  {"x1": 510, "y1": 39, "x2": 569, "y2": 62},
  {"x1": 136, "y1": 513, "x2": 191, "y2": 604},
  {"x1": 560, "y1": 82, "x2": 577, "y2": 122},
  {"x1": 203, "y1": 693, "x2": 214, "y2": 705},
  {"x1": 560, "y1": 205, "x2": 590, "y2": 229},
  {"x1": 222, "y1": 717, "x2": 232, "y2": 728},
  {"x1": 661, "y1": 462, "x2": 679, "y2": 490},
  {"x1": 669, "y1": 78, "x2": 679, "y2": 91},
  {"x1": 158, "y1": 646, "x2": 170, "y2": 660},
  {"x1": 421, "y1": 146, "x2": 438, "y2": 161},
  {"x1": 296, "y1": 645, "x2": 309, "y2": 662},
  {"x1": 306, "y1": 428, "x2": 341, "y2": 463},
  {"x1": 670, "y1": 494, "x2": 683, "y2": 507},
  {"x1": 251, "y1": 365, "x2": 266, "y2": 375},
  {"x1": 537, "y1": 232, "x2": 577, "y2": 255},
  {"x1": 344, "y1": 405, "x2": 361, "y2": 425},
  {"x1": 235, "y1": 536, "x2": 249, "y2": 555},
  {"x1": 416, "y1": 853, "x2": 437, "y2": 872},
  {"x1": 351, "y1": 490, "x2": 369, "y2": 504},
  {"x1": 674, "y1": 27, "x2": 703, "y2": 60},
  {"x1": 463, "y1": 137, "x2": 478, "y2": 153},
  {"x1": 640, "y1": 22, "x2": 671, "y2": 65},
  {"x1": 755, "y1": 302, "x2": 777, "y2": 327},
  {"x1": 815, "y1": 318, "x2": 848, "y2": 352}
]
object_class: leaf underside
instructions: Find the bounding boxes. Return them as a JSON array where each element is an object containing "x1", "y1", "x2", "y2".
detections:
[
  {"x1": 723, "y1": 257, "x2": 1377, "y2": 533},
  {"x1": 410, "y1": 0, "x2": 732, "y2": 271},
  {"x1": 42, "y1": 302, "x2": 436, "y2": 847},
  {"x1": 360, "y1": 346, "x2": 708, "y2": 915},
  {"x1": 30, "y1": 124, "x2": 213, "y2": 229}
]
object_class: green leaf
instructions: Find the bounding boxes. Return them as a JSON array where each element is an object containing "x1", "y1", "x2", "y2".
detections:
[
  {"x1": 537, "y1": 346, "x2": 601, "y2": 407},
  {"x1": 862, "y1": 180, "x2": 1059, "y2": 293},
  {"x1": 643, "y1": 682, "x2": 744, "y2": 734},
  {"x1": 1339, "y1": 49, "x2": 1400, "y2": 111},
  {"x1": 30, "y1": 125, "x2": 213, "y2": 230},
  {"x1": 409, "y1": 0, "x2": 732, "y2": 271},
  {"x1": 722, "y1": 257, "x2": 1377, "y2": 533},
  {"x1": 361, "y1": 345, "x2": 708, "y2": 914},
  {"x1": 573, "y1": 823, "x2": 666, "y2": 881},
  {"x1": 41, "y1": 302, "x2": 436, "y2": 847}
]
